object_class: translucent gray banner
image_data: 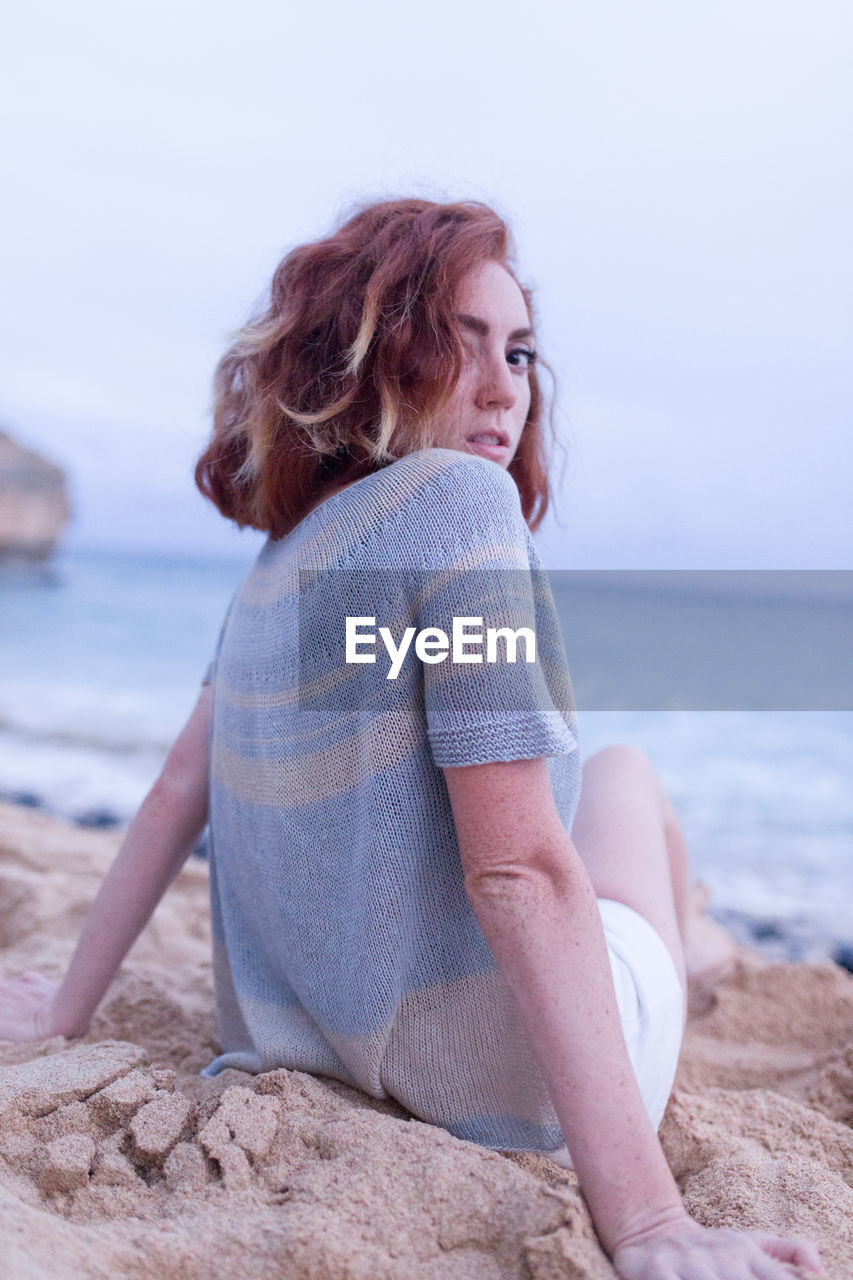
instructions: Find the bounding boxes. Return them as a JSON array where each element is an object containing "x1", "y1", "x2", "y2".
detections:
[
  {"x1": 547, "y1": 569, "x2": 853, "y2": 710},
  {"x1": 297, "y1": 569, "x2": 853, "y2": 712}
]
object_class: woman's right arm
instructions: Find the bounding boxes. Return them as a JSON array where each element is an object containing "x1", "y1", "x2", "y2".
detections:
[
  {"x1": 443, "y1": 754, "x2": 826, "y2": 1280},
  {"x1": 0, "y1": 684, "x2": 213, "y2": 1043}
]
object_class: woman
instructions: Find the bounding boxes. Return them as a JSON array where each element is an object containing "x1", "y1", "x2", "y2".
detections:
[{"x1": 0, "y1": 198, "x2": 825, "y2": 1279}]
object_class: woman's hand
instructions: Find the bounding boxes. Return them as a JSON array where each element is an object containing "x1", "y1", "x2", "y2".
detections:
[
  {"x1": 0, "y1": 971, "x2": 63, "y2": 1042},
  {"x1": 0, "y1": 688, "x2": 212, "y2": 1050},
  {"x1": 613, "y1": 1218, "x2": 827, "y2": 1279}
]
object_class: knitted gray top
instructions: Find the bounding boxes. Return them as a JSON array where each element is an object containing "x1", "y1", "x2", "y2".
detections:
[{"x1": 199, "y1": 446, "x2": 581, "y2": 1154}]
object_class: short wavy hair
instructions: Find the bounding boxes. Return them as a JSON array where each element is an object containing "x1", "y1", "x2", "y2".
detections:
[{"x1": 195, "y1": 196, "x2": 559, "y2": 538}]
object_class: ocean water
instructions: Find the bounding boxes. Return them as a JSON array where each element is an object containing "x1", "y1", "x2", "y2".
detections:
[
  {"x1": 0, "y1": 549, "x2": 239, "y2": 823},
  {"x1": 1, "y1": 547, "x2": 850, "y2": 961}
]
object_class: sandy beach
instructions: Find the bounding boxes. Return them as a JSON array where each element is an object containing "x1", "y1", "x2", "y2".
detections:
[{"x1": 0, "y1": 797, "x2": 851, "y2": 1279}]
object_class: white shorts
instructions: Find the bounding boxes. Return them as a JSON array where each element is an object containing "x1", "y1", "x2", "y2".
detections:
[{"x1": 533, "y1": 897, "x2": 686, "y2": 1170}]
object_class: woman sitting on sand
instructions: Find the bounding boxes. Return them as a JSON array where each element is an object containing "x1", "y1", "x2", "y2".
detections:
[{"x1": 0, "y1": 198, "x2": 825, "y2": 1279}]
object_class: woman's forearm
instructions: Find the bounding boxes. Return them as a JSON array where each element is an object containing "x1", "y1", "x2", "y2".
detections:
[
  {"x1": 51, "y1": 773, "x2": 208, "y2": 1037},
  {"x1": 465, "y1": 840, "x2": 687, "y2": 1257}
]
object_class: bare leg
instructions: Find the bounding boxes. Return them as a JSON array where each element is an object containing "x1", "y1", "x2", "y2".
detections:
[
  {"x1": 660, "y1": 781, "x2": 740, "y2": 990},
  {"x1": 570, "y1": 745, "x2": 737, "y2": 1024},
  {"x1": 661, "y1": 790, "x2": 691, "y2": 947},
  {"x1": 570, "y1": 745, "x2": 689, "y2": 1016}
]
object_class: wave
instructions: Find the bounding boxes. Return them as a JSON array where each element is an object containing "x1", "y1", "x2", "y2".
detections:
[
  {"x1": 0, "y1": 679, "x2": 177, "y2": 826},
  {"x1": 0, "y1": 680, "x2": 181, "y2": 755}
]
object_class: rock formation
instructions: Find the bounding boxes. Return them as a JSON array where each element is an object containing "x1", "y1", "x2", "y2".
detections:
[{"x1": 0, "y1": 429, "x2": 70, "y2": 560}]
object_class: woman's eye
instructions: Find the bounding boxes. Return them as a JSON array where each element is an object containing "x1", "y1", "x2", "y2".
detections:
[{"x1": 507, "y1": 346, "x2": 537, "y2": 370}]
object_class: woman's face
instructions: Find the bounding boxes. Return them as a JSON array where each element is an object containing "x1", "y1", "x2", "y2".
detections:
[{"x1": 431, "y1": 259, "x2": 536, "y2": 468}]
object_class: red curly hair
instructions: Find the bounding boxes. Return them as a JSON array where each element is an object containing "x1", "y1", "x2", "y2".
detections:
[{"x1": 195, "y1": 196, "x2": 559, "y2": 538}]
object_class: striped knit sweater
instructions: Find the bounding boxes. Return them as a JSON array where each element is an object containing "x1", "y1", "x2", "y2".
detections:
[{"x1": 199, "y1": 446, "x2": 581, "y2": 1153}]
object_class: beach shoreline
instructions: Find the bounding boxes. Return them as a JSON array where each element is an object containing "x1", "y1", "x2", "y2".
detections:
[{"x1": 1, "y1": 798, "x2": 851, "y2": 1278}]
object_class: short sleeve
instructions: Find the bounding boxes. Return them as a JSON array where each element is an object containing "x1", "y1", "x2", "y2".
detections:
[{"x1": 416, "y1": 457, "x2": 578, "y2": 768}]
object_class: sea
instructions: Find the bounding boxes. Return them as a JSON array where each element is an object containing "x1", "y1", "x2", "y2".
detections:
[{"x1": 1, "y1": 546, "x2": 851, "y2": 965}]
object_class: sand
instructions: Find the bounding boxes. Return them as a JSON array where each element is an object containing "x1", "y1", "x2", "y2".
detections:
[{"x1": 0, "y1": 797, "x2": 851, "y2": 1279}]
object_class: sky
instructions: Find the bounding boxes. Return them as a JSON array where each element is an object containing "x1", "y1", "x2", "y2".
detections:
[{"x1": 1, "y1": 0, "x2": 851, "y2": 570}]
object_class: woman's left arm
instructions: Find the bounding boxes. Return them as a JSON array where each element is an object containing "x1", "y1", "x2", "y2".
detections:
[
  {"x1": 0, "y1": 685, "x2": 213, "y2": 1043},
  {"x1": 444, "y1": 755, "x2": 826, "y2": 1278}
]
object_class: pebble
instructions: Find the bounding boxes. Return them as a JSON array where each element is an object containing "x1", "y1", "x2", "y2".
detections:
[
  {"x1": 216, "y1": 1087, "x2": 281, "y2": 1162},
  {"x1": 39, "y1": 1133, "x2": 96, "y2": 1194},
  {"x1": 216, "y1": 1143, "x2": 253, "y2": 1191},
  {"x1": 91, "y1": 1151, "x2": 140, "y2": 1189},
  {"x1": 163, "y1": 1142, "x2": 209, "y2": 1191},
  {"x1": 91, "y1": 1070, "x2": 157, "y2": 1127},
  {"x1": 129, "y1": 1093, "x2": 192, "y2": 1165}
]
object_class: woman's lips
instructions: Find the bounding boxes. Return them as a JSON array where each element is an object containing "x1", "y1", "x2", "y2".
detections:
[{"x1": 466, "y1": 433, "x2": 510, "y2": 461}]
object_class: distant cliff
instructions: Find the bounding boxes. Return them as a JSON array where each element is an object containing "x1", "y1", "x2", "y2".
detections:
[{"x1": 0, "y1": 430, "x2": 70, "y2": 561}]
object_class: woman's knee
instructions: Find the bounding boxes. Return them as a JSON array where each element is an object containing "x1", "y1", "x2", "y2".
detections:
[
  {"x1": 586, "y1": 742, "x2": 650, "y2": 770},
  {"x1": 583, "y1": 744, "x2": 663, "y2": 800}
]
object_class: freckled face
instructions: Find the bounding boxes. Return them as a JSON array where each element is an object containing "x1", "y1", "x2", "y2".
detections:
[{"x1": 430, "y1": 260, "x2": 537, "y2": 468}]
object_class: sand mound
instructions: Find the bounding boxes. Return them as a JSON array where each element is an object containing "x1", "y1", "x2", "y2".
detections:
[{"x1": 1, "y1": 799, "x2": 851, "y2": 1278}]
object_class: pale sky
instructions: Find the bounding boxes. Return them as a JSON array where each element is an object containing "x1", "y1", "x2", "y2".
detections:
[{"x1": 1, "y1": 0, "x2": 850, "y2": 569}]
